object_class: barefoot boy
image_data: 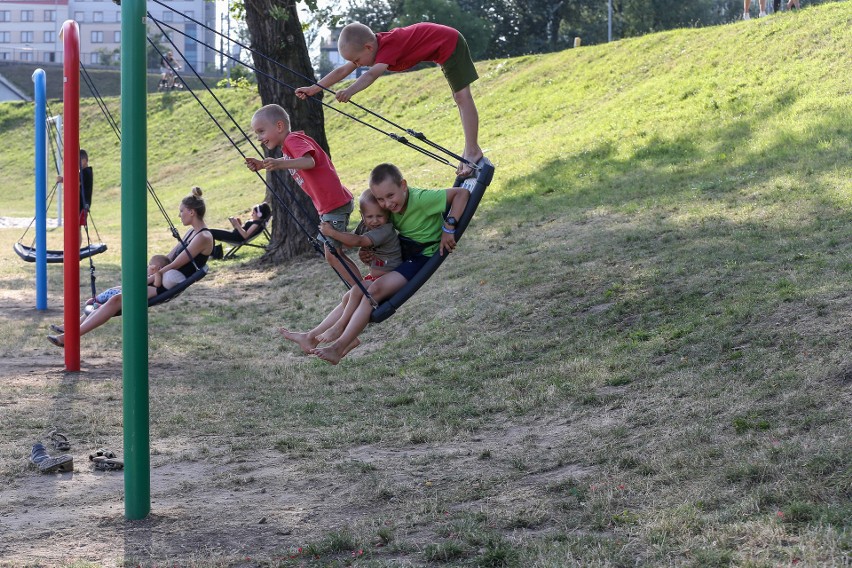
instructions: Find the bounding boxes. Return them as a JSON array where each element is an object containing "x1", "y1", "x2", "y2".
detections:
[
  {"x1": 282, "y1": 163, "x2": 469, "y2": 364},
  {"x1": 295, "y1": 22, "x2": 482, "y2": 177},
  {"x1": 244, "y1": 104, "x2": 359, "y2": 284},
  {"x1": 280, "y1": 189, "x2": 402, "y2": 352}
]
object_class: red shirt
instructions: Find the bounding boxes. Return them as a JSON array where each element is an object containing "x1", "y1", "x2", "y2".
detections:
[
  {"x1": 280, "y1": 131, "x2": 353, "y2": 215},
  {"x1": 375, "y1": 23, "x2": 460, "y2": 72}
]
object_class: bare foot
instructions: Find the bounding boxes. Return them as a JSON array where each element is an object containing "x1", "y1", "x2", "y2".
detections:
[
  {"x1": 316, "y1": 323, "x2": 345, "y2": 344},
  {"x1": 313, "y1": 339, "x2": 360, "y2": 365},
  {"x1": 312, "y1": 343, "x2": 345, "y2": 365},
  {"x1": 278, "y1": 327, "x2": 318, "y2": 354},
  {"x1": 456, "y1": 150, "x2": 483, "y2": 177}
]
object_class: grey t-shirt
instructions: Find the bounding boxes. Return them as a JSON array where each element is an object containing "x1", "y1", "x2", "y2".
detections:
[{"x1": 360, "y1": 222, "x2": 402, "y2": 272}]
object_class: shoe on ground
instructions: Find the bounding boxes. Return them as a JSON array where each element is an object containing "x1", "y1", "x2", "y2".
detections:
[
  {"x1": 30, "y1": 442, "x2": 74, "y2": 473},
  {"x1": 92, "y1": 456, "x2": 124, "y2": 471},
  {"x1": 743, "y1": 12, "x2": 751, "y2": 19},
  {"x1": 759, "y1": 10, "x2": 767, "y2": 16}
]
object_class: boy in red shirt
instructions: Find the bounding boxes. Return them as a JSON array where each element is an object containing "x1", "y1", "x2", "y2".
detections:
[
  {"x1": 295, "y1": 22, "x2": 482, "y2": 177},
  {"x1": 245, "y1": 104, "x2": 359, "y2": 284}
]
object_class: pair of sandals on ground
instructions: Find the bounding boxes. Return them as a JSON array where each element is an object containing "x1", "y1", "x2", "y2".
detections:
[{"x1": 30, "y1": 430, "x2": 123, "y2": 473}]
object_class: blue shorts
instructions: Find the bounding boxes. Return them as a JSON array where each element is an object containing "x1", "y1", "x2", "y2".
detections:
[{"x1": 394, "y1": 253, "x2": 431, "y2": 281}]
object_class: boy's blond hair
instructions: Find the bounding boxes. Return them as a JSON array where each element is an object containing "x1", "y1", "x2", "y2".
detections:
[
  {"x1": 252, "y1": 104, "x2": 290, "y2": 129},
  {"x1": 359, "y1": 188, "x2": 381, "y2": 210},
  {"x1": 149, "y1": 254, "x2": 170, "y2": 269},
  {"x1": 338, "y1": 23, "x2": 376, "y2": 52}
]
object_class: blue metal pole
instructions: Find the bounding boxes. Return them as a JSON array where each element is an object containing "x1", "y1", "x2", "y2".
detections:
[{"x1": 33, "y1": 69, "x2": 48, "y2": 311}]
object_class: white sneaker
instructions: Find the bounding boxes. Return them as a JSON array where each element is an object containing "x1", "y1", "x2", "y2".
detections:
[
  {"x1": 743, "y1": 12, "x2": 751, "y2": 19},
  {"x1": 759, "y1": 10, "x2": 767, "y2": 16}
]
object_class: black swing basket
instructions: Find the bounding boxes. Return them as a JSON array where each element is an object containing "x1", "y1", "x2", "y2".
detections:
[
  {"x1": 13, "y1": 242, "x2": 108, "y2": 264},
  {"x1": 370, "y1": 157, "x2": 495, "y2": 323},
  {"x1": 83, "y1": 265, "x2": 209, "y2": 317}
]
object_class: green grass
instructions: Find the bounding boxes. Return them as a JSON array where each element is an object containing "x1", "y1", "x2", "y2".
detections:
[{"x1": 1, "y1": 3, "x2": 851, "y2": 566}]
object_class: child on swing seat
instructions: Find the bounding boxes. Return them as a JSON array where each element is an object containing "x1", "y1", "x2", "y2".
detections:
[
  {"x1": 281, "y1": 163, "x2": 469, "y2": 364},
  {"x1": 281, "y1": 188, "x2": 402, "y2": 349},
  {"x1": 295, "y1": 22, "x2": 483, "y2": 177},
  {"x1": 48, "y1": 254, "x2": 171, "y2": 339},
  {"x1": 244, "y1": 104, "x2": 359, "y2": 285},
  {"x1": 85, "y1": 254, "x2": 171, "y2": 309}
]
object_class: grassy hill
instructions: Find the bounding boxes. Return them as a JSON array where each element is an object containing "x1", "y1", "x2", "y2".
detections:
[
  {"x1": 0, "y1": 61, "x2": 226, "y2": 100},
  {"x1": 0, "y1": 3, "x2": 850, "y2": 566}
]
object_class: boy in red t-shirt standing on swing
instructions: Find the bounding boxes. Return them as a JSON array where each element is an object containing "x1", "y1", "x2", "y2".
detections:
[
  {"x1": 245, "y1": 104, "x2": 358, "y2": 285},
  {"x1": 296, "y1": 22, "x2": 483, "y2": 177}
]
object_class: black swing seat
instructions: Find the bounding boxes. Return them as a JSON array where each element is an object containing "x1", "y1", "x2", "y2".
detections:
[
  {"x1": 149, "y1": 264, "x2": 209, "y2": 307},
  {"x1": 13, "y1": 242, "x2": 108, "y2": 263},
  {"x1": 370, "y1": 157, "x2": 495, "y2": 324},
  {"x1": 83, "y1": 265, "x2": 209, "y2": 317}
]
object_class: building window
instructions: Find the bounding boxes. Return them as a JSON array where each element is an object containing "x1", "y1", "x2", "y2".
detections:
[
  {"x1": 163, "y1": 11, "x2": 173, "y2": 22},
  {"x1": 44, "y1": 10, "x2": 56, "y2": 22},
  {"x1": 185, "y1": 10, "x2": 194, "y2": 21},
  {"x1": 114, "y1": 31, "x2": 121, "y2": 43},
  {"x1": 0, "y1": 11, "x2": 10, "y2": 23},
  {"x1": 115, "y1": 11, "x2": 121, "y2": 23},
  {"x1": 93, "y1": 12, "x2": 103, "y2": 23},
  {"x1": 91, "y1": 31, "x2": 104, "y2": 43},
  {"x1": 0, "y1": 52, "x2": 10, "y2": 60},
  {"x1": 44, "y1": 31, "x2": 55, "y2": 43},
  {"x1": 21, "y1": 51, "x2": 33, "y2": 61},
  {"x1": 91, "y1": 53, "x2": 99, "y2": 64},
  {"x1": 21, "y1": 10, "x2": 34, "y2": 22},
  {"x1": 21, "y1": 31, "x2": 34, "y2": 43},
  {"x1": 75, "y1": 12, "x2": 85, "y2": 22},
  {"x1": 0, "y1": 31, "x2": 10, "y2": 43},
  {"x1": 44, "y1": 52, "x2": 56, "y2": 62}
]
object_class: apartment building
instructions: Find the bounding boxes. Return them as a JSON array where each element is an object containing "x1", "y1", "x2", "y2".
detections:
[{"x1": 0, "y1": 0, "x2": 216, "y2": 70}]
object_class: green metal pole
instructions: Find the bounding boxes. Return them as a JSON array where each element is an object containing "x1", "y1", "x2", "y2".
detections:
[{"x1": 121, "y1": 0, "x2": 150, "y2": 520}]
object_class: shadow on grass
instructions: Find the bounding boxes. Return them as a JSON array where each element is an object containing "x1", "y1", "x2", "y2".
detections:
[{"x1": 496, "y1": 103, "x2": 850, "y2": 214}]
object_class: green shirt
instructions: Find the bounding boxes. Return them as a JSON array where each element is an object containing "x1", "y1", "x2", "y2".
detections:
[{"x1": 390, "y1": 187, "x2": 446, "y2": 257}]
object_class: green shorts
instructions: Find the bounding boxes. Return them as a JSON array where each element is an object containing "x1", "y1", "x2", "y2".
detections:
[
  {"x1": 318, "y1": 200, "x2": 353, "y2": 250},
  {"x1": 441, "y1": 32, "x2": 479, "y2": 93}
]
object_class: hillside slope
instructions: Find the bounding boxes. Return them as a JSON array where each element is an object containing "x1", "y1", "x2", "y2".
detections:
[{"x1": 0, "y1": 3, "x2": 850, "y2": 566}]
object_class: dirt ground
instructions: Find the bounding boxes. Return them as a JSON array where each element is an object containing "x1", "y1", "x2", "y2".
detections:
[{"x1": 0, "y1": 351, "x2": 586, "y2": 567}]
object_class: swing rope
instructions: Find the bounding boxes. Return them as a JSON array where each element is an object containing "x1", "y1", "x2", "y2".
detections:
[
  {"x1": 149, "y1": 23, "x2": 376, "y2": 304},
  {"x1": 146, "y1": 12, "x2": 464, "y2": 171},
  {"x1": 79, "y1": 62, "x2": 202, "y2": 276}
]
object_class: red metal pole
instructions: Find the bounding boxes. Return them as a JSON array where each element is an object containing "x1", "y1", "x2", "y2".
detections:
[{"x1": 62, "y1": 20, "x2": 80, "y2": 371}]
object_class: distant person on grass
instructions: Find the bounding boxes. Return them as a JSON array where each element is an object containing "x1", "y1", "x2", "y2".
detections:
[
  {"x1": 295, "y1": 22, "x2": 483, "y2": 177},
  {"x1": 281, "y1": 163, "x2": 469, "y2": 364},
  {"x1": 743, "y1": 0, "x2": 768, "y2": 18},
  {"x1": 47, "y1": 188, "x2": 214, "y2": 348},
  {"x1": 243, "y1": 104, "x2": 359, "y2": 285},
  {"x1": 280, "y1": 188, "x2": 402, "y2": 350},
  {"x1": 209, "y1": 202, "x2": 272, "y2": 244}
]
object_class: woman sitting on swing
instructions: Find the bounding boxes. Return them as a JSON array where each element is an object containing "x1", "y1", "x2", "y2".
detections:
[
  {"x1": 47, "y1": 187, "x2": 214, "y2": 347},
  {"x1": 209, "y1": 201, "x2": 271, "y2": 244}
]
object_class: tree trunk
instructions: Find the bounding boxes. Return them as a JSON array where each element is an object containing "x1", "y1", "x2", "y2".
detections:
[{"x1": 243, "y1": 0, "x2": 329, "y2": 263}]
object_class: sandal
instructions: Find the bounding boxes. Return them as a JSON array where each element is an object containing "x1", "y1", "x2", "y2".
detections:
[
  {"x1": 49, "y1": 324, "x2": 64, "y2": 334},
  {"x1": 89, "y1": 448, "x2": 117, "y2": 461},
  {"x1": 48, "y1": 430, "x2": 71, "y2": 452},
  {"x1": 92, "y1": 456, "x2": 124, "y2": 471},
  {"x1": 47, "y1": 335, "x2": 64, "y2": 348}
]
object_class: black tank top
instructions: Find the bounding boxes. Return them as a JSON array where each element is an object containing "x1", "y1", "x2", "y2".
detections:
[{"x1": 177, "y1": 228, "x2": 212, "y2": 278}]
